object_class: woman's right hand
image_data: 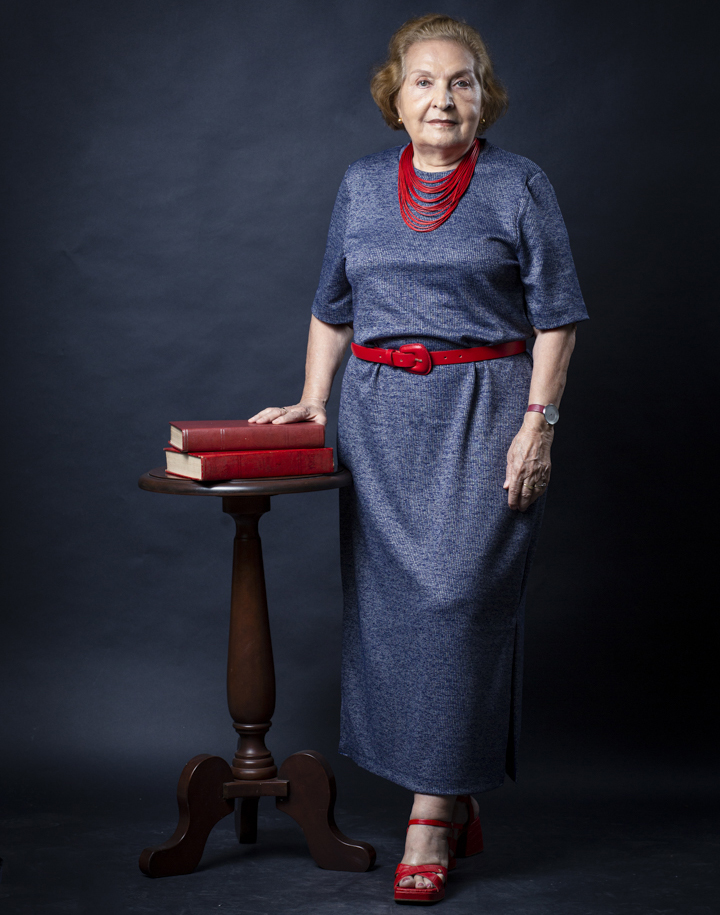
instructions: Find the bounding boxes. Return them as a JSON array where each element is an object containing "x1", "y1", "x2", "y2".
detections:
[
  {"x1": 248, "y1": 316, "x2": 352, "y2": 429},
  {"x1": 247, "y1": 401, "x2": 327, "y2": 426}
]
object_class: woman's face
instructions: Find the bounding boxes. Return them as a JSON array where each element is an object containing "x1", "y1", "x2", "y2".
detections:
[{"x1": 396, "y1": 40, "x2": 482, "y2": 159}]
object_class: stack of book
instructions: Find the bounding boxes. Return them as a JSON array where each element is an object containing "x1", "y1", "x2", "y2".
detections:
[{"x1": 164, "y1": 420, "x2": 333, "y2": 481}]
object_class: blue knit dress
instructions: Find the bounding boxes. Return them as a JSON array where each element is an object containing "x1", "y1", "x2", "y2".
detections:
[{"x1": 312, "y1": 141, "x2": 588, "y2": 795}]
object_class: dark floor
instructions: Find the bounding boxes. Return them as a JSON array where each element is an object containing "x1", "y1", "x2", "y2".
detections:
[{"x1": 1, "y1": 758, "x2": 718, "y2": 915}]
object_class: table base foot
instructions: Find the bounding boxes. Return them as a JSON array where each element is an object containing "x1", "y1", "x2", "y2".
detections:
[
  {"x1": 276, "y1": 750, "x2": 376, "y2": 872},
  {"x1": 140, "y1": 750, "x2": 376, "y2": 876},
  {"x1": 139, "y1": 754, "x2": 234, "y2": 877}
]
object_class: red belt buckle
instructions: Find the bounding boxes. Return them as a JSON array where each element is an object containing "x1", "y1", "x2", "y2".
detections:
[{"x1": 398, "y1": 343, "x2": 432, "y2": 375}]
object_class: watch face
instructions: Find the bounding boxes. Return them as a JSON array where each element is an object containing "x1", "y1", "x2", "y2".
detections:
[{"x1": 544, "y1": 404, "x2": 560, "y2": 425}]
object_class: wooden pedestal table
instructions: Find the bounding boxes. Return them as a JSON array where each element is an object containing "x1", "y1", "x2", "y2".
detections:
[{"x1": 137, "y1": 467, "x2": 375, "y2": 877}]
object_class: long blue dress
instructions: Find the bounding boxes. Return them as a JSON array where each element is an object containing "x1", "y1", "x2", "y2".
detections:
[{"x1": 312, "y1": 141, "x2": 588, "y2": 795}]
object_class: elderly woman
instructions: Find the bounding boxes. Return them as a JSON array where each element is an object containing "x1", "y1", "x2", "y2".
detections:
[{"x1": 250, "y1": 13, "x2": 587, "y2": 905}]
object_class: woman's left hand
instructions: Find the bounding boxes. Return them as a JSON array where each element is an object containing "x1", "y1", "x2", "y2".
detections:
[{"x1": 504, "y1": 414, "x2": 553, "y2": 512}]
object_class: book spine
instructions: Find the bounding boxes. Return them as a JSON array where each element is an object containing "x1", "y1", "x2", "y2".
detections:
[
  {"x1": 177, "y1": 425, "x2": 325, "y2": 452},
  {"x1": 194, "y1": 448, "x2": 334, "y2": 480}
]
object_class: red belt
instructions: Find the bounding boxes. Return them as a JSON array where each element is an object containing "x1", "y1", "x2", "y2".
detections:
[{"x1": 350, "y1": 339, "x2": 526, "y2": 375}]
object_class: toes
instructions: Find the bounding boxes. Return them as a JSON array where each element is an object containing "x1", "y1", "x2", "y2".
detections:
[
  {"x1": 398, "y1": 874, "x2": 437, "y2": 890},
  {"x1": 415, "y1": 875, "x2": 439, "y2": 889}
]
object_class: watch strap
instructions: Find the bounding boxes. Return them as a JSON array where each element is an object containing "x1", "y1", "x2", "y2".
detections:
[{"x1": 527, "y1": 403, "x2": 559, "y2": 425}]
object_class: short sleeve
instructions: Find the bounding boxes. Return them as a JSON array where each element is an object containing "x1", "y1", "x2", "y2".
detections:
[
  {"x1": 311, "y1": 173, "x2": 353, "y2": 324},
  {"x1": 517, "y1": 171, "x2": 589, "y2": 329}
]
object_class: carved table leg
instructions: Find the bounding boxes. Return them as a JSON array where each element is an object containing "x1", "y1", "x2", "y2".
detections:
[
  {"x1": 140, "y1": 754, "x2": 234, "y2": 877},
  {"x1": 277, "y1": 751, "x2": 376, "y2": 872},
  {"x1": 222, "y1": 495, "x2": 278, "y2": 780},
  {"x1": 140, "y1": 493, "x2": 376, "y2": 875}
]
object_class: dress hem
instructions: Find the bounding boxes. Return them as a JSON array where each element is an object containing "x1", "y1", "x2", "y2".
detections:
[{"x1": 338, "y1": 745, "x2": 507, "y2": 796}]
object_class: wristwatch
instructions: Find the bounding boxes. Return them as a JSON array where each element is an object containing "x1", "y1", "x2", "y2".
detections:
[{"x1": 527, "y1": 403, "x2": 560, "y2": 425}]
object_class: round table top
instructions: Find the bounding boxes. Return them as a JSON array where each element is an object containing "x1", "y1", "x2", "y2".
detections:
[{"x1": 139, "y1": 467, "x2": 352, "y2": 497}]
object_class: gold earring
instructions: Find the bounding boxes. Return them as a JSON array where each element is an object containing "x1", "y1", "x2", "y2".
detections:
[{"x1": 398, "y1": 116, "x2": 403, "y2": 124}]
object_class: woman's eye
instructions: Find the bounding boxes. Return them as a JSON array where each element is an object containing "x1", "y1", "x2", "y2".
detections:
[
  {"x1": 417, "y1": 79, "x2": 430, "y2": 87},
  {"x1": 455, "y1": 80, "x2": 470, "y2": 88}
]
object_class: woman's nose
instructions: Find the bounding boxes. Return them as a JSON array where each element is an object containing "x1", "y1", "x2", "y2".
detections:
[{"x1": 432, "y1": 84, "x2": 454, "y2": 109}]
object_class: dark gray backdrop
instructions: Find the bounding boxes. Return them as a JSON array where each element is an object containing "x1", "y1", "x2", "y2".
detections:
[{"x1": 1, "y1": 0, "x2": 717, "y2": 810}]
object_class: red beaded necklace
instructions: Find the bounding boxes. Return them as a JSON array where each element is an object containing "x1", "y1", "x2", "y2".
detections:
[{"x1": 398, "y1": 138, "x2": 481, "y2": 233}]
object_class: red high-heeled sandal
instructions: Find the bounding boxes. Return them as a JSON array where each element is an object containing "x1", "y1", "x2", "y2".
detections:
[
  {"x1": 450, "y1": 795, "x2": 484, "y2": 858},
  {"x1": 394, "y1": 818, "x2": 451, "y2": 905}
]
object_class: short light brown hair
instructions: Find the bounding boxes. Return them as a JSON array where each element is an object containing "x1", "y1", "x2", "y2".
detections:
[{"x1": 370, "y1": 14, "x2": 508, "y2": 135}]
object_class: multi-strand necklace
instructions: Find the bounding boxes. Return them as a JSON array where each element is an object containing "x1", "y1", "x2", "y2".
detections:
[{"x1": 398, "y1": 138, "x2": 481, "y2": 233}]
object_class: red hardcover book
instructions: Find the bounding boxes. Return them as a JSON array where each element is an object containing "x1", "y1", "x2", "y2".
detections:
[
  {"x1": 169, "y1": 420, "x2": 324, "y2": 453},
  {"x1": 164, "y1": 447, "x2": 334, "y2": 481}
]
